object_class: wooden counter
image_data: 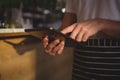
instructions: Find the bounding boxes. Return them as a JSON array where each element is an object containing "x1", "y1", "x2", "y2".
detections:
[{"x1": 0, "y1": 34, "x2": 73, "y2": 80}]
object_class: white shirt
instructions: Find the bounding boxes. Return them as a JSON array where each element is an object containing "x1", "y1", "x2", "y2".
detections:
[{"x1": 65, "y1": 0, "x2": 120, "y2": 22}]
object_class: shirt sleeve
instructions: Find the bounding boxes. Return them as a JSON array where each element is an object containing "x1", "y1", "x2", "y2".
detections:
[{"x1": 65, "y1": 0, "x2": 76, "y2": 13}]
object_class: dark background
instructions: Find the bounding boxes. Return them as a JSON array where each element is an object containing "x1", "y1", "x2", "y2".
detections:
[{"x1": 0, "y1": 0, "x2": 66, "y2": 29}]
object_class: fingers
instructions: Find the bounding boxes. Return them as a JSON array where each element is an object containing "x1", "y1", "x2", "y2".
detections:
[
  {"x1": 61, "y1": 23, "x2": 91, "y2": 42},
  {"x1": 61, "y1": 23, "x2": 88, "y2": 42},
  {"x1": 70, "y1": 24, "x2": 80, "y2": 39},
  {"x1": 82, "y1": 32, "x2": 89, "y2": 42},
  {"x1": 76, "y1": 28, "x2": 86, "y2": 42},
  {"x1": 45, "y1": 39, "x2": 60, "y2": 56},
  {"x1": 43, "y1": 36, "x2": 65, "y2": 56},
  {"x1": 43, "y1": 36, "x2": 49, "y2": 48},
  {"x1": 52, "y1": 41, "x2": 65, "y2": 55}
]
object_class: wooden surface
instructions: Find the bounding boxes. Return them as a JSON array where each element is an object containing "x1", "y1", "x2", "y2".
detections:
[{"x1": 0, "y1": 36, "x2": 73, "y2": 80}]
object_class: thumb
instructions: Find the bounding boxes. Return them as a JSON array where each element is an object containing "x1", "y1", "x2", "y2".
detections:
[{"x1": 61, "y1": 23, "x2": 77, "y2": 34}]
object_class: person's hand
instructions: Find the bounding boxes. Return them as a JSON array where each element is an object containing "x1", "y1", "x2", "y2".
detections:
[
  {"x1": 42, "y1": 36, "x2": 65, "y2": 56},
  {"x1": 61, "y1": 19, "x2": 104, "y2": 42}
]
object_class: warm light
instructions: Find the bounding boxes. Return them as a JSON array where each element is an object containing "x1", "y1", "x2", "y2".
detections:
[{"x1": 62, "y1": 8, "x2": 65, "y2": 13}]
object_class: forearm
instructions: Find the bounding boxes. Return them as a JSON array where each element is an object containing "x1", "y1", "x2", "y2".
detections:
[
  {"x1": 101, "y1": 19, "x2": 120, "y2": 38},
  {"x1": 61, "y1": 12, "x2": 77, "y2": 29}
]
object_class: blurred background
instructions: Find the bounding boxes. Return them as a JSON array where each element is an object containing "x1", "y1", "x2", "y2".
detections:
[{"x1": 0, "y1": 0, "x2": 66, "y2": 29}]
